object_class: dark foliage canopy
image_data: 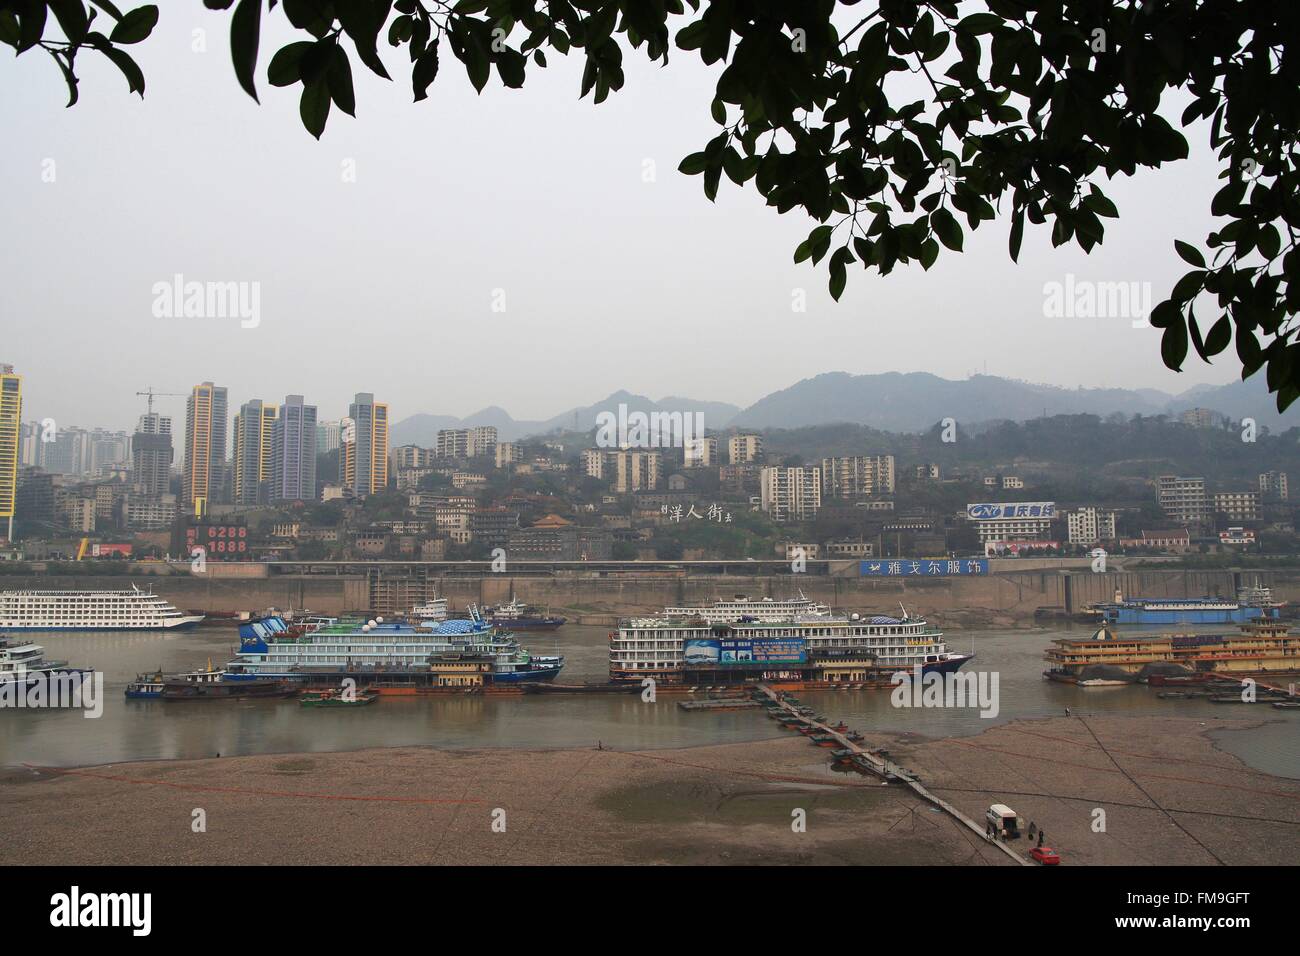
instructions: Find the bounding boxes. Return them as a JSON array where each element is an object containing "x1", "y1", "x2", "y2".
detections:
[{"x1": 4, "y1": 1, "x2": 1298, "y2": 405}]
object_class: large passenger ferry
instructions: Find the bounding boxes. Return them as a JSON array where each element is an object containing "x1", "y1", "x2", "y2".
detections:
[
  {"x1": 611, "y1": 608, "x2": 970, "y2": 684},
  {"x1": 0, "y1": 586, "x2": 204, "y2": 631},
  {"x1": 226, "y1": 609, "x2": 564, "y2": 687},
  {"x1": 663, "y1": 593, "x2": 831, "y2": 623}
]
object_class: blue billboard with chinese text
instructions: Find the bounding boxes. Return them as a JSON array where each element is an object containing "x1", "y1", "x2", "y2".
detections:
[{"x1": 859, "y1": 559, "x2": 988, "y2": 576}]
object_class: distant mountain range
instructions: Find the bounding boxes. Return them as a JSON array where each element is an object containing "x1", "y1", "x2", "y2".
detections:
[{"x1": 391, "y1": 373, "x2": 1299, "y2": 445}]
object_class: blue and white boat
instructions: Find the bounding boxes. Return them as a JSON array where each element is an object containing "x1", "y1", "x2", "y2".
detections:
[
  {"x1": 224, "y1": 607, "x2": 563, "y2": 687},
  {"x1": 1091, "y1": 585, "x2": 1281, "y2": 625}
]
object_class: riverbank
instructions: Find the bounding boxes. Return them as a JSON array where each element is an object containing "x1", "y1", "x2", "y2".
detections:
[{"x1": 3, "y1": 715, "x2": 1293, "y2": 865}]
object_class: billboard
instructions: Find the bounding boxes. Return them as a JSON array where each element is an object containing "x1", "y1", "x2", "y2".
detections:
[
  {"x1": 861, "y1": 559, "x2": 988, "y2": 576},
  {"x1": 683, "y1": 637, "x2": 807, "y2": 667},
  {"x1": 966, "y1": 502, "x2": 1055, "y2": 521}
]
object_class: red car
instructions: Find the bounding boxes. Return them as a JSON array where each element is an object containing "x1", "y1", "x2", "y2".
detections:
[{"x1": 1030, "y1": 846, "x2": 1061, "y2": 865}]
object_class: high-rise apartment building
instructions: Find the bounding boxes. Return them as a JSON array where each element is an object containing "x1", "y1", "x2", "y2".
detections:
[
  {"x1": 1067, "y1": 507, "x2": 1117, "y2": 545},
  {"x1": 183, "y1": 382, "x2": 228, "y2": 515},
  {"x1": 436, "y1": 426, "x2": 497, "y2": 459},
  {"x1": 1156, "y1": 475, "x2": 1208, "y2": 524},
  {"x1": 270, "y1": 395, "x2": 317, "y2": 502},
  {"x1": 0, "y1": 365, "x2": 21, "y2": 540},
  {"x1": 581, "y1": 448, "x2": 660, "y2": 491},
  {"x1": 819, "y1": 455, "x2": 896, "y2": 498},
  {"x1": 341, "y1": 393, "x2": 388, "y2": 497},
  {"x1": 233, "y1": 399, "x2": 277, "y2": 505},
  {"x1": 685, "y1": 436, "x2": 719, "y2": 468},
  {"x1": 760, "y1": 465, "x2": 821, "y2": 522},
  {"x1": 316, "y1": 420, "x2": 342, "y2": 454},
  {"x1": 131, "y1": 411, "x2": 173, "y2": 498},
  {"x1": 728, "y1": 434, "x2": 763, "y2": 464},
  {"x1": 1259, "y1": 471, "x2": 1289, "y2": 501}
]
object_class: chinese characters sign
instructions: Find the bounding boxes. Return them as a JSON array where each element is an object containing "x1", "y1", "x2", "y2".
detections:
[
  {"x1": 965, "y1": 502, "x2": 1055, "y2": 520},
  {"x1": 859, "y1": 559, "x2": 988, "y2": 576}
]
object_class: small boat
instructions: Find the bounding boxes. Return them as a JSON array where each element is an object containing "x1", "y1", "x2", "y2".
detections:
[
  {"x1": 1157, "y1": 691, "x2": 1192, "y2": 700},
  {"x1": 1272, "y1": 701, "x2": 1300, "y2": 709},
  {"x1": 484, "y1": 597, "x2": 566, "y2": 631},
  {"x1": 300, "y1": 688, "x2": 378, "y2": 707},
  {"x1": 125, "y1": 671, "x2": 165, "y2": 699}
]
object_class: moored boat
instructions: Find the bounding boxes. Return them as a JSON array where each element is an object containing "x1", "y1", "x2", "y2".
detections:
[
  {"x1": 0, "y1": 585, "x2": 203, "y2": 631},
  {"x1": 484, "y1": 598, "x2": 566, "y2": 631},
  {"x1": 162, "y1": 679, "x2": 295, "y2": 701}
]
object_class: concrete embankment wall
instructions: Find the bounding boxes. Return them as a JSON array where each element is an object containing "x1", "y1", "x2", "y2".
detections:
[{"x1": 4, "y1": 567, "x2": 1299, "y2": 623}]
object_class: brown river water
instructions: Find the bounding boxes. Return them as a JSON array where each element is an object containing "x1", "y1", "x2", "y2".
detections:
[{"x1": 2, "y1": 622, "x2": 1295, "y2": 777}]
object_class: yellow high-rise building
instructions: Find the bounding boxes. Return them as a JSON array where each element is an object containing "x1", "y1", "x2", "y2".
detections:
[
  {"x1": 183, "y1": 382, "x2": 228, "y2": 514},
  {"x1": 233, "y1": 399, "x2": 277, "y2": 505},
  {"x1": 341, "y1": 393, "x2": 389, "y2": 497},
  {"x1": 0, "y1": 365, "x2": 20, "y2": 540}
]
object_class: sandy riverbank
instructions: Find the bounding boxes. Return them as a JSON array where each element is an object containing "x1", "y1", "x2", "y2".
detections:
[{"x1": 2, "y1": 716, "x2": 1294, "y2": 865}]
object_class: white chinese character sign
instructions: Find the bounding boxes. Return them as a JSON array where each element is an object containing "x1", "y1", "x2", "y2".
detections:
[{"x1": 860, "y1": 559, "x2": 989, "y2": 576}]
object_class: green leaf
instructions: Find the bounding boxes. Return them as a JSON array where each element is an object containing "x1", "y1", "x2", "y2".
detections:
[
  {"x1": 1203, "y1": 315, "x2": 1231, "y2": 357},
  {"x1": 299, "y1": 78, "x2": 331, "y2": 138},
  {"x1": 230, "y1": 0, "x2": 262, "y2": 102},
  {"x1": 412, "y1": 42, "x2": 439, "y2": 101},
  {"x1": 327, "y1": 46, "x2": 355, "y2": 116},
  {"x1": 1160, "y1": 313, "x2": 1188, "y2": 371},
  {"x1": 678, "y1": 151, "x2": 707, "y2": 176},
  {"x1": 1173, "y1": 240, "x2": 1205, "y2": 268},
  {"x1": 49, "y1": 0, "x2": 91, "y2": 44},
  {"x1": 1008, "y1": 209, "x2": 1024, "y2": 262},
  {"x1": 268, "y1": 41, "x2": 313, "y2": 87},
  {"x1": 930, "y1": 208, "x2": 963, "y2": 251},
  {"x1": 109, "y1": 4, "x2": 158, "y2": 44}
]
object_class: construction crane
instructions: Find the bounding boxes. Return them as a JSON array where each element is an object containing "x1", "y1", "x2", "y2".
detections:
[{"x1": 136, "y1": 386, "x2": 185, "y2": 415}]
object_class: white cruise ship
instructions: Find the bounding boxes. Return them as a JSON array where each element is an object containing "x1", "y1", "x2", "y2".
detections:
[
  {"x1": 0, "y1": 586, "x2": 204, "y2": 631},
  {"x1": 663, "y1": 593, "x2": 831, "y2": 623},
  {"x1": 610, "y1": 610, "x2": 970, "y2": 684}
]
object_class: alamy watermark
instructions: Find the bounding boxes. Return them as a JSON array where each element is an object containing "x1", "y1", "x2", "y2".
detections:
[
  {"x1": 1043, "y1": 273, "x2": 1152, "y2": 328},
  {"x1": 890, "y1": 664, "x2": 999, "y2": 718},
  {"x1": 1, "y1": 672, "x2": 103, "y2": 718},
  {"x1": 151, "y1": 274, "x2": 261, "y2": 328},
  {"x1": 595, "y1": 402, "x2": 704, "y2": 450}
]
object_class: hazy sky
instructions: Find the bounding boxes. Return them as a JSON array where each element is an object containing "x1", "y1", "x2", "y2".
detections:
[{"x1": 1, "y1": 7, "x2": 1240, "y2": 432}]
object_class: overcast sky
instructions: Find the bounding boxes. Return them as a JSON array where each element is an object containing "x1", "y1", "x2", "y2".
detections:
[{"x1": 0, "y1": 7, "x2": 1239, "y2": 432}]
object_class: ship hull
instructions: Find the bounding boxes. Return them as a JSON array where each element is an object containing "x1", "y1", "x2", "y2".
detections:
[
  {"x1": 1099, "y1": 606, "x2": 1274, "y2": 625},
  {"x1": 162, "y1": 680, "x2": 295, "y2": 700},
  {"x1": 489, "y1": 666, "x2": 564, "y2": 683},
  {"x1": 2, "y1": 615, "x2": 205, "y2": 632},
  {"x1": 921, "y1": 655, "x2": 972, "y2": 675}
]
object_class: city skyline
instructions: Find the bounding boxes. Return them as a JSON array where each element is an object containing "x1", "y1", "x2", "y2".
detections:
[{"x1": 0, "y1": 9, "x2": 1251, "y2": 434}]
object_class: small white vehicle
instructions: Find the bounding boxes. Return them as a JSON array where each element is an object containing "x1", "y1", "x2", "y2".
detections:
[{"x1": 986, "y1": 804, "x2": 1021, "y2": 839}]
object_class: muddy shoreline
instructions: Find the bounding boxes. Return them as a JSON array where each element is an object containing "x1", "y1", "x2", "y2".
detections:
[{"x1": 3, "y1": 715, "x2": 1294, "y2": 865}]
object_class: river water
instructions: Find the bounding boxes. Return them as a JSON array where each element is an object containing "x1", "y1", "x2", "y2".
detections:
[{"x1": 2, "y1": 623, "x2": 1296, "y2": 777}]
